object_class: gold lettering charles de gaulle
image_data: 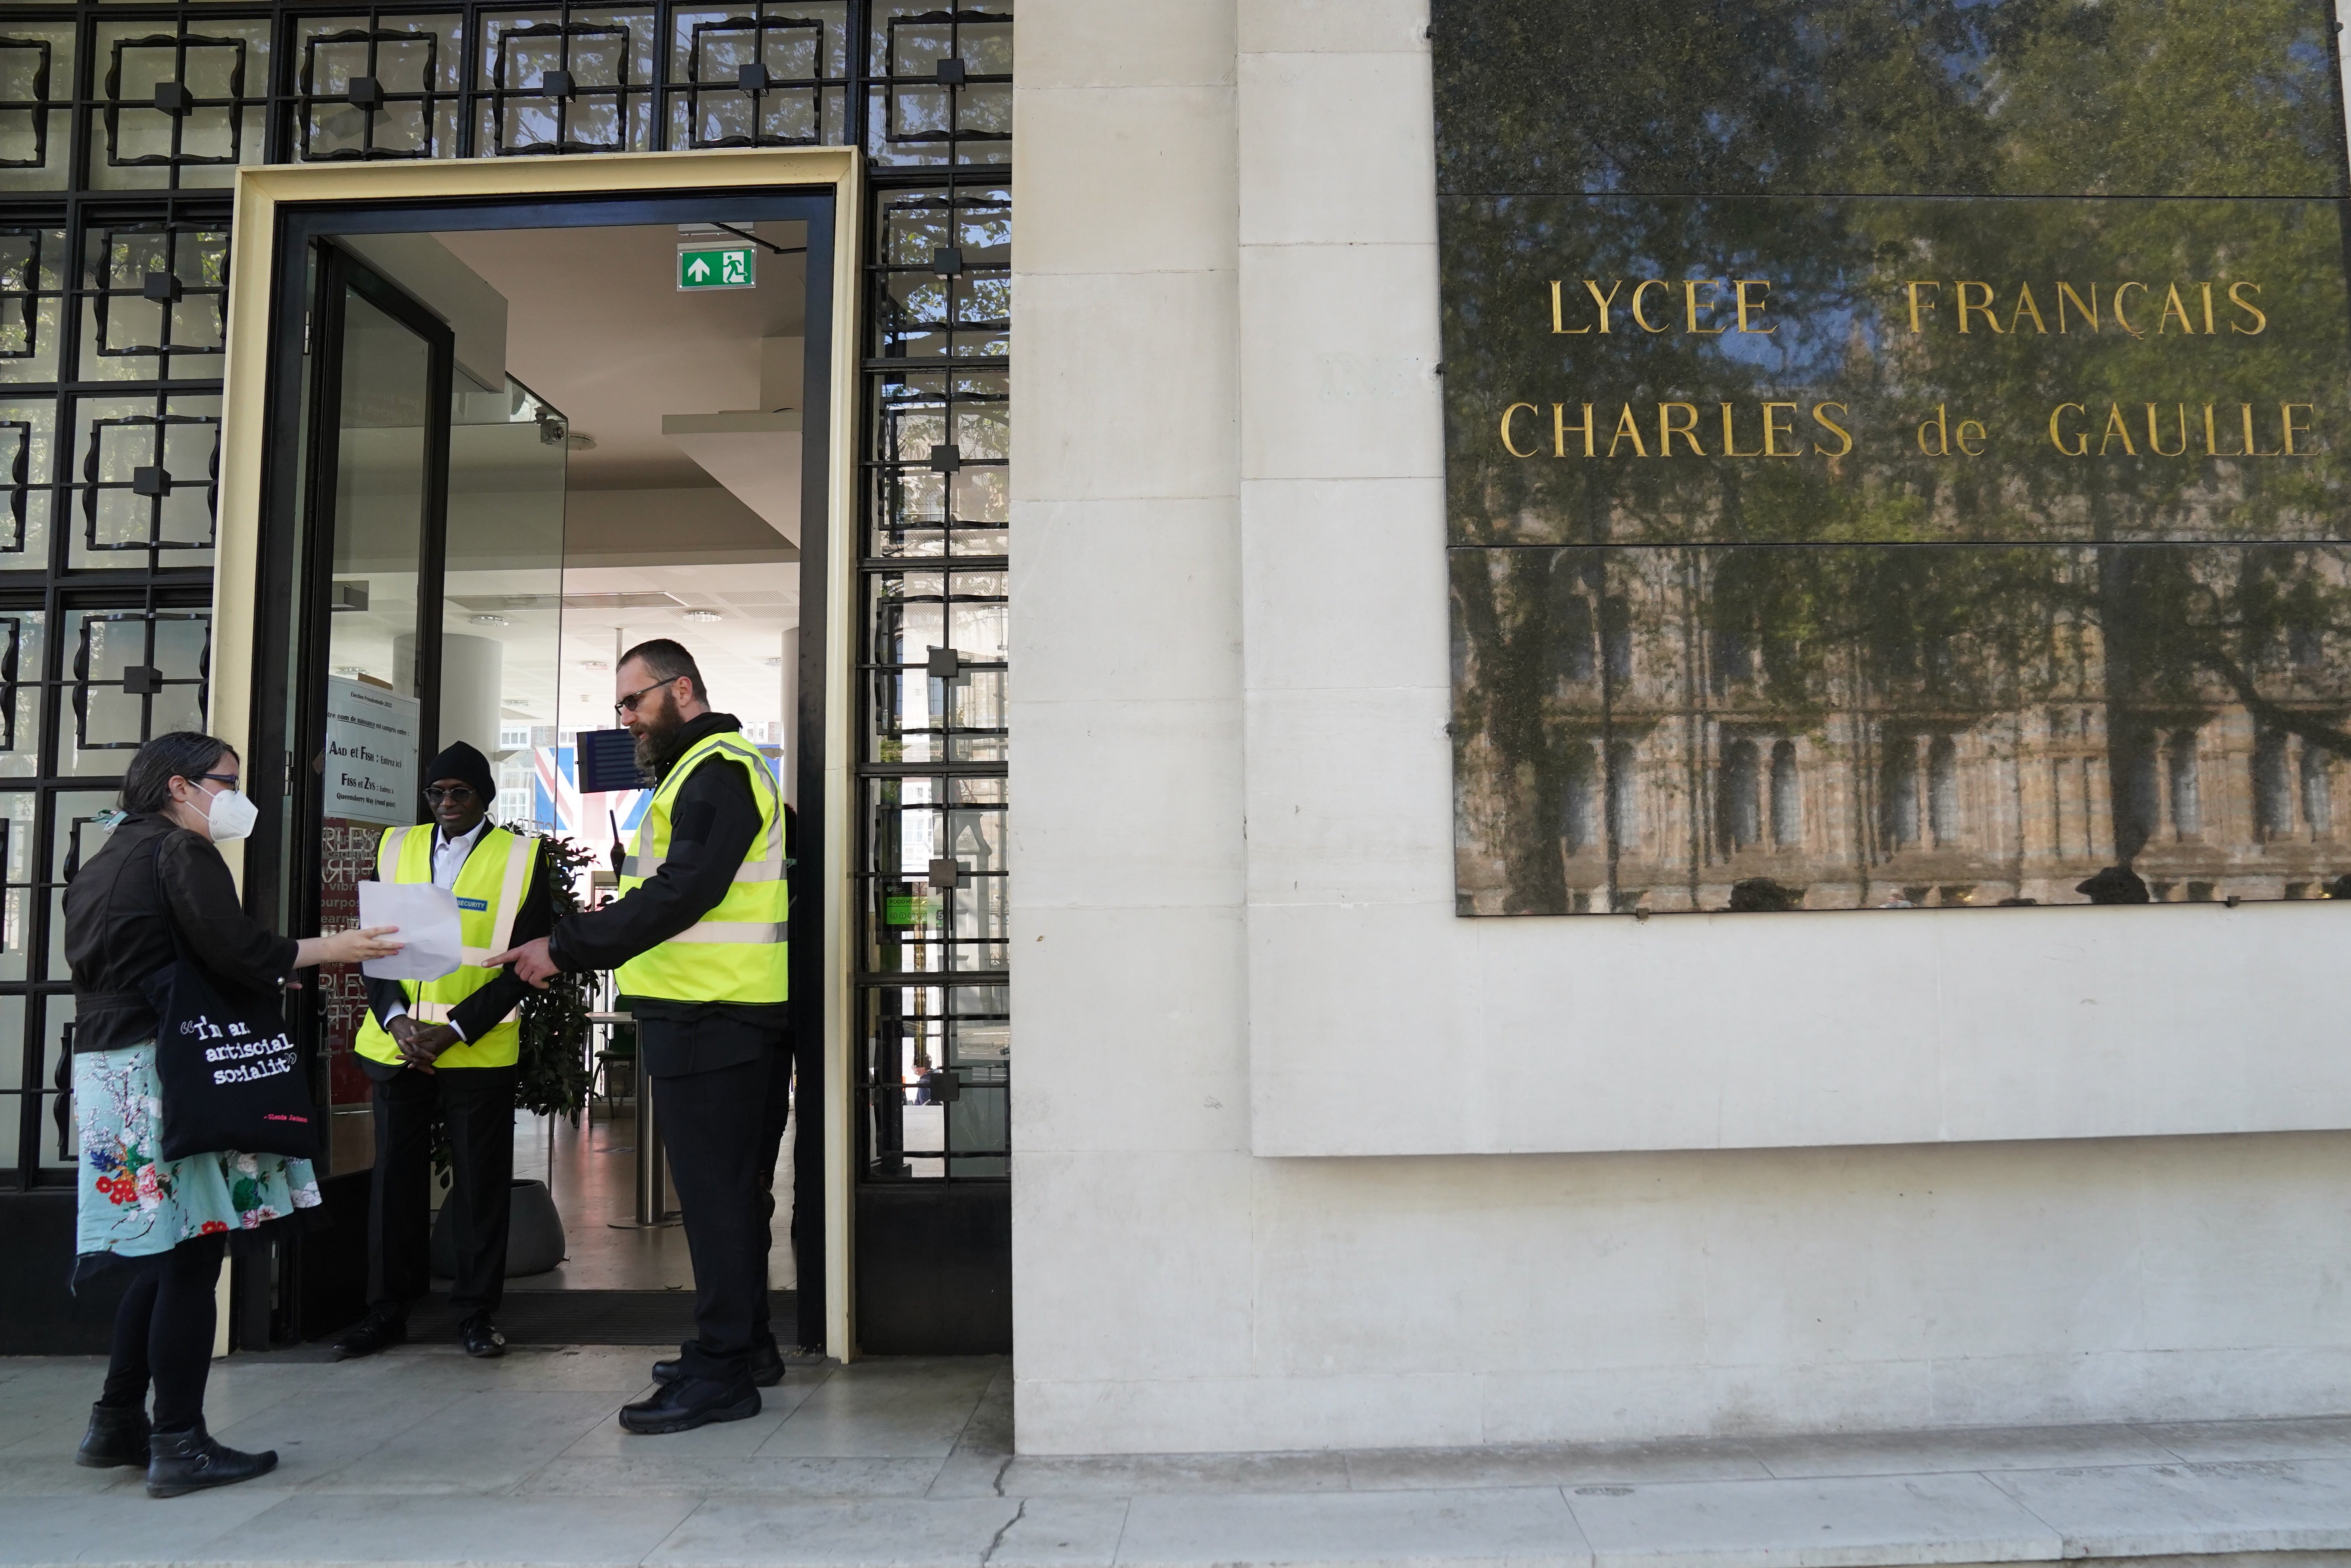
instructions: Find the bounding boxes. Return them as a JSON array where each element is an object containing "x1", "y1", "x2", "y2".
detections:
[{"x1": 1500, "y1": 401, "x2": 1852, "y2": 460}]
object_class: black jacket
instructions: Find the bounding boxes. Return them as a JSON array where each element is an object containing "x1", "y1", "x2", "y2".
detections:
[
  {"x1": 547, "y1": 712, "x2": 786, "y2": 1071},
  {"x1": 65, "y1": 814, "x2": 301, "y2": 1054},
  {"x1": 362, "y1": 827, "x2": 555, "y2": 1056}
]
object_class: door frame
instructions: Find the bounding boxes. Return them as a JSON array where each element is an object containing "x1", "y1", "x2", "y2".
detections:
[{"x1": 211, "y1": 148, "x2": 864, "y2": 1360}]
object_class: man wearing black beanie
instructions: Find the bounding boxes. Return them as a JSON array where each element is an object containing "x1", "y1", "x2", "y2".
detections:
[{"x1": 334, "y1": 740, "x2": 552, "y2": 1362}]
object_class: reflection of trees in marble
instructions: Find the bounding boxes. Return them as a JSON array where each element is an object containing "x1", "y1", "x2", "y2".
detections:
[
  {"x1": 1453, "y1": 544, "x2": 2351, "y2": 914},
  {"x1": 1440, "y1": 0, "x2": 2351, "y2": 913}
]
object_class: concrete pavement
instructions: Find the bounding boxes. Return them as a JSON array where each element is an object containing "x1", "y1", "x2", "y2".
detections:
[{"x1": 6, "y1": 1349, "x2": 2351, "y2": 1567}]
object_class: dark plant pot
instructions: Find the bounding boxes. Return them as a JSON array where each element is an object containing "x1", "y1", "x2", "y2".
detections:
[{"x1": 429, "y1": 1178, "x2": 565, "y2": 1280}]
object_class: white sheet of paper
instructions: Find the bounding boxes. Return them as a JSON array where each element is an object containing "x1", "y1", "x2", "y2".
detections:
[{"x1": 357, "y1": 880, "x2": 464, "y2": 982}]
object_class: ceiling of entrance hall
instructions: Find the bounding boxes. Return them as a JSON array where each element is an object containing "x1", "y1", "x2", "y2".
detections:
[{"x1": 433, "y1": 221, "x2": 807, "y2": 492}]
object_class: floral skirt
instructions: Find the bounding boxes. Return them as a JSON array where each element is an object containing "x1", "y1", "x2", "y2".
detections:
[{"x1": 75, "y1": 1042, "x2": 322, "y2": 1268}]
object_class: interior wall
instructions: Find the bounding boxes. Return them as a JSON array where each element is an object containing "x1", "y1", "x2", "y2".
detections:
[{"x1": 1008, "y1": 0, "x2": 2351, "y2": 1455}]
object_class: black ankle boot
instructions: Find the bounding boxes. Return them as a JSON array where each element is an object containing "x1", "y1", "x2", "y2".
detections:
[
  {"x1": 75, "y1": 1403, "x2": 150, "y2": 1468},
  {"x1": 147, "y1": 1420, "x2": 278, "y2": 1499}
]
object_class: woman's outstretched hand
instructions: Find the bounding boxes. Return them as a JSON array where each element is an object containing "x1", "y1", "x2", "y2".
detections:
[{"x1": 319, "y1": 925, "x2": 403, "y2": 965}]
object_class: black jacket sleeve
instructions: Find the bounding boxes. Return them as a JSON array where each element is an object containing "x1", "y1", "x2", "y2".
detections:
[
  {"x1": 450, "y1": 840, "x2": 555, "y2": 1042},
  {"x1": 158, "y1": 831, "x2": 300, "y2": 991},
  {"x1": 365, "y1": 973, "x2": 407, "y2": 1033},
  {"x1": 546, "y1": 760, "x2": 759, "y2": 973}
]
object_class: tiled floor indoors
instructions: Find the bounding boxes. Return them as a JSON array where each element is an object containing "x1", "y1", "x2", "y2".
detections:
[{"x1": 7, "y1": 1348, "x2": 2351, "y2": 1567}]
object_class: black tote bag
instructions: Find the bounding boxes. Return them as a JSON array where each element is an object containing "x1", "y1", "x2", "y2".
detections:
[{"x1": 136, "y1": 843, "x2": 317, "y2": 1163}]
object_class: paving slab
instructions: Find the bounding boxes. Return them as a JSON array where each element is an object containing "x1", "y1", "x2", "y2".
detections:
[
  {"x1": 1986, "y1": 1458, "x2": 2351, "y2": 1556},
  {"x1": 301, "y1": 1389, "x2": 629, "y2": 1494},
  {"x1": 1562, "y1": 1472, "x2": 2063, "y2": 1568},
  {"x1": 989, "y1": 1498, "x2": 1135, "y2": 1568},
  {"x1": 1745, "y1": 1426, "x2": 2181, "y2": 1481},
  {"x1": 2132, "y1": 1419, "x2": 2351, "y2": 1464},
  {"x1": 201, "y1": 1381, "x2": 471, "y2": 1494},
  {"x1": 522, "y1": 1454, "x2": 950, "y2": 1498},
  {"x1": 1112, "y1": 1486, "x2": 1590, "y2": 1568},
  {"x1": 174, "y1": 1493, "x2": 705, "y2": 1566},
  {"x1": 1001, "y1": 1451, "x2": 1353, "y2": 1497},
  {"x1": 640, "y1": 1496, "x2": 1036, "y2": 1566},
  {"x1": 0, "y1": 1489, "x2": 291, "y2": 1566},
  {"x1": 761, "y1": 1365, "x2": 998, "y2": 1460},
  {"x1": 1347, "y1": 1443, "x2": 1772, "y2": 1494}
]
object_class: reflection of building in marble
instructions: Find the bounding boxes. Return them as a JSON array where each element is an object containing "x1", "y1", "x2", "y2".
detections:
[{"x1": 1453, "y1": 545, "x2": 2351, "y2": 914}]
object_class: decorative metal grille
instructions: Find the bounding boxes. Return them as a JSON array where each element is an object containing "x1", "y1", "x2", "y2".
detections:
[
  {"x1": 0, "y1": 0, "x2": 1012, "y2": 1193},
  {"x1": 0, "y1": 38, "x2": 53, "y2": 172}
]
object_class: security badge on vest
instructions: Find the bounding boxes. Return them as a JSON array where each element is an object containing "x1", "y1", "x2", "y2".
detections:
[
  {"x1": 617, "y1": 729, "x2": 789, "y2": 1005},
  {"x1": 352, "y1": 824, "x2": 540, "y2": 1070}
]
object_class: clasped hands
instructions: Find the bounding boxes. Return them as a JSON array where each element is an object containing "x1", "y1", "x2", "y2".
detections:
[{"x1": 387, "y1": 1014, "x2": 461, "y2": 1073}]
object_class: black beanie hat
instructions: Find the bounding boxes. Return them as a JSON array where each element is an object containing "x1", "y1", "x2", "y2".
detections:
[{"x1": 424, "y1": 740, "x2": 497, "y2": 804}]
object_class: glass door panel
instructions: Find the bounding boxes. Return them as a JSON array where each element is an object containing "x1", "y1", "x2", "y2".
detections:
[{"x1": 302, "y1": 251, "x2": 450, "y2": 1176}]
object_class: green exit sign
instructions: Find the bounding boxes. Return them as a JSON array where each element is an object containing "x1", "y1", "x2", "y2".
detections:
[{"x1": 677, "y1": 245, "x2": 755, "y2": 290}]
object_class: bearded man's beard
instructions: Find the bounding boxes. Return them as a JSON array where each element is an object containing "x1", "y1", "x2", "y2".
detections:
[{"x1": 633, "y1": 689, "x2": 685, "y2": 772}]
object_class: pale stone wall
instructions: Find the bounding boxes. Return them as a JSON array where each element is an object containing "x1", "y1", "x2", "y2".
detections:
[{"x1": 1009, "y1": 0, "x2": 2351, "y2": 1454}]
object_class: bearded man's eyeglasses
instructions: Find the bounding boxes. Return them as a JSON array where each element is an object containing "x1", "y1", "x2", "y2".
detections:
[{"x1": 614, "y1": 678, "x2": 674, "y2": 718}]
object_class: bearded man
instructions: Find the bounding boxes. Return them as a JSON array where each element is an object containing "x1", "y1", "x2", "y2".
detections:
[{"x1": 486, "y1": 639, "x2": 791, "y2": 1434}]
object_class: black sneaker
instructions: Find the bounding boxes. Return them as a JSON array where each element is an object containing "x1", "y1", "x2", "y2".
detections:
[
  {"x1": 458, "y1": 1313, "x2": 506, "y2": 1359},
  {"x1": 75, "y1": 1402, "x2": 150, "y2": 1468},
  {"x1": 147, "y1": 1420, "x2": 278, "y2": 1499},
  {"x1": 651, "y1": 1338, "x2": 785, "y2": 1388},
  {"x1": 330, "y1": 1309, "x2": 407, "y2": 1361},
  {"x1": 617, "y1": 1376, "x2": 759, "y2": 1435}
]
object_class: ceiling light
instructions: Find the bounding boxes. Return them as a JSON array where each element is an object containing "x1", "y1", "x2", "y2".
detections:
[
  {"x1": 682, "y1": 609, "x2": 723, "y2": 623},
  {"x1": 581, "y1": 660, "x2": 609, "y2": 670},
  {"x1": 470, "y1": 614, "x2": 510, "y2": 626},
  {"x1": 565, "y1": 432, "x2": 597, "y2": 451},
  {"x1": 762, "y1": 657, "x2": 783, "y2": 668}
]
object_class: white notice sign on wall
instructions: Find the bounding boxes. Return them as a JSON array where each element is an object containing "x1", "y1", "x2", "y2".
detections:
[{"x1": 324, "y1": 677, "x2": 418, "y2": 826}]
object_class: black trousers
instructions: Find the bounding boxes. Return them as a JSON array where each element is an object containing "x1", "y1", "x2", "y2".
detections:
[
  {"x1": 365, "y1": 1061, "x2": 517, "y2": 1316},
  {"x1": 645, "y1": 1020, "x2": 783, "y2": 1384},
  {"x1": 100, "y1": 1230, "x2": 226, "y2": 1432}
]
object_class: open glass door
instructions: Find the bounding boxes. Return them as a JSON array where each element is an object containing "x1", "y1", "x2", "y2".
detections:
[{"x1": 293, "y1": 247, "x2": 452, "y2": 1216}]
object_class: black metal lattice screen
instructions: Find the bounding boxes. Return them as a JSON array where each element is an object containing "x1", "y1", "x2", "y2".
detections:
[{"x1": 0, "y1": 0, "x2": 1011, "y2": 1190}]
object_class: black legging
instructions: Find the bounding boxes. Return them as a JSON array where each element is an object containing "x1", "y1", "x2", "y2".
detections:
[{"x1": 98, "y1": 1232, "x2": 227, "y2": 1434}]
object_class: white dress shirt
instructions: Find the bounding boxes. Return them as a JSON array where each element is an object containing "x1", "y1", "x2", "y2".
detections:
[{"x1": 384, "y1": 817, "x2": 490, "y2": 1041}]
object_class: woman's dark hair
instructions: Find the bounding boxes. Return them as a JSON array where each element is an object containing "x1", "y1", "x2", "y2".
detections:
[{"x1": 121, "y1": 731, "x2": 236, "y2": 815}]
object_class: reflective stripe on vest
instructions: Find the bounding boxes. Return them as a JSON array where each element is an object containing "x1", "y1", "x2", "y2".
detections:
[
  {"x1": 351, "y1": 823, "x2": 539, "y2": 1070},
  {"x1": 613, "y1": 731, "x2": 789, "y2": 1005}
]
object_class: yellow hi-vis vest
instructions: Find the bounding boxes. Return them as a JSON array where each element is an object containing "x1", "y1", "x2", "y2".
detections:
[
  {"x1": 615, "y1": 729, "x2": 789, "y2": 1005},
  {"x1": 352, "y1": 823, "x2": 540, "y2": 1070}
]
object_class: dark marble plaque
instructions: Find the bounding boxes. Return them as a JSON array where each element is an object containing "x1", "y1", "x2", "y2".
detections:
[{"x1": 1437, "y1": 0, "x2": 2351, "y2": 913}]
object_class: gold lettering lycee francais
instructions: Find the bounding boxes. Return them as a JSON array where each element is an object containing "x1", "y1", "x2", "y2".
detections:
[
  {"x1": 1546, "y1": 277, "x2": 1782, "y2": 335},
  {"x1": 1899, "y1": 279, "x2": 2264, "y2": 337}
]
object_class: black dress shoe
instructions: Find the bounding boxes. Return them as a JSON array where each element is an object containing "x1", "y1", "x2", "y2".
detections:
[
  {"x1": 330, "y1": 1309, "x2": 407, "y2": 1361},
  {"x1": 76, "y1": 1402, "x2": 150, "y2": 1468},
  {"x1": 651, "y1": 1338, "x2": 785, "y2": 1388},
  {"x1": 147, "y1": 1421, "x2": 278, "y2": 1499},
  {"x1": 618, "y1": 1375, "x2": 759, "y2": 1435},
  {"x1": 458, "y1": 1313, "x2": 506, "y2": 1359}
]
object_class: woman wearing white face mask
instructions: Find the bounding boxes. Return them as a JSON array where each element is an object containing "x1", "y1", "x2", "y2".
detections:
[{"x1": 60, "y1": 732, "x2": 402, "y2": 1497}]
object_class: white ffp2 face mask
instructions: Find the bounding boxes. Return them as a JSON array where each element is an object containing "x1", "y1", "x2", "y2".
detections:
[{"x1": 204, "y1": 786, "x2": 259, "y2": 843}]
